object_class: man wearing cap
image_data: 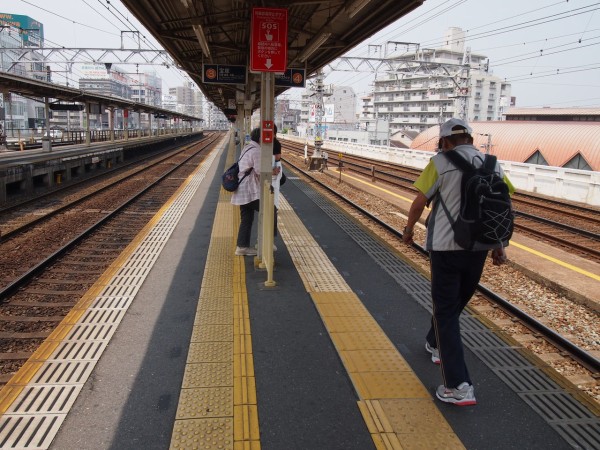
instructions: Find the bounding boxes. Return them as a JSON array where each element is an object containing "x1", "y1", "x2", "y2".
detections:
[{"x1": 402, "y1": 118, "x2": 514, "y2": 406}]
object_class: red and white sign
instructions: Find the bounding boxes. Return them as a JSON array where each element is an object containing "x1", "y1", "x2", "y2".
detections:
[
  {"x1": 250, "y1": 7, "x2": 288, "y2": 73},
  {"x1": 262, "y1": 120, "x2": 274, "y2": 143}
]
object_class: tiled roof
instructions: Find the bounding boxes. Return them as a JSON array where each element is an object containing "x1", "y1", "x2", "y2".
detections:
[
  {"x1": 505, "y1": 108, "x2": 600, "y2": 116},
  {"x1": 410, "y1": 121, "x2": 600, "y2": 171}
]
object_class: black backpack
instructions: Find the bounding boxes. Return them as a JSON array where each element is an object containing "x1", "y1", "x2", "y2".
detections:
[
  {"x1": 222, "y1": 148, "x2": 252, "y2": 192},
  {"x1": 442, "y1": 150, "x2": 514, "y2": 250}
]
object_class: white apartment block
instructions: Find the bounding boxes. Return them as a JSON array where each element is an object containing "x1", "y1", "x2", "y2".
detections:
[
  {"x1": 362, "y1": 28, "x2": 512, "y2": 134},
  {"x1": 299, "y1": 85, "x2": 357, "y2": 137}
]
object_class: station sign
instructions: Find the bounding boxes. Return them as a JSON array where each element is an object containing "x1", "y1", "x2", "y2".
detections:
[
  {"x1": 275, "y1": 68, "x2": 305, "y2": 88},
  {"x1": 250, "y1": 7, "x2": 288, "y2": 73},
  {"x1": 202, "y1": 64, "x2": 247, "y2": 85}
]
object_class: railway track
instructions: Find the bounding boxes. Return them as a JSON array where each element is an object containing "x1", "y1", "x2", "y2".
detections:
[
  {"x1": 283, "y1": 141, "x2": 600, "y2": 261},
  {"x1": 0, "y1": 132, "x2": 224, "y2": 384},
  {"x1": 281, "y1": 156, "x2": 600, "y2": 387}
]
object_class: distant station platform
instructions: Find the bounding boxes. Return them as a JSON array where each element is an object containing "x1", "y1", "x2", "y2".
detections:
[
  {"x1": 0, "y1": 132, "x2": 598, "y2": 449},
  {"x1": 0, "y1": 130, "x2": 203, "y2": 204}
]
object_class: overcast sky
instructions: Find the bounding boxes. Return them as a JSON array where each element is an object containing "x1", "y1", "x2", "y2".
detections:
[{"x1": 3, "y1": 0, "x2": 599, "y2": 109}]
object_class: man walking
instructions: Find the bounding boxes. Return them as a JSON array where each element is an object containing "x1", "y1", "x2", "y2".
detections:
[{"x1": 402, "y1": 118, "x2": 514, "y2": 406}]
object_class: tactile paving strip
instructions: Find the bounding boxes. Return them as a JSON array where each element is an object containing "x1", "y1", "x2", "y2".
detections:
[
  {"x1": 293, "y1": 176, "x2": 600, "y2": 448},
  {"x1": 170, "y1": 141, "x2": 259, "y2": 450},
  {"x1": 0, "y1": 142, "x2": 221, "y2": 450},
  {"x1": 278, "y1": 196, "x2": 463, "y2": 449}
]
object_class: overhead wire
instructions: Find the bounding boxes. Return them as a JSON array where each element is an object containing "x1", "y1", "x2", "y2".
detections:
[
  {"x1": 330, "y1": 1, "x2": 600, "y2": 101},
  {"x1": 18, "y1": 0, "x2": 118, "y2": 36},
  {"x1": 16, "y1": 0, "x2": 188, "y2": 87},
  {"x1": 329, "y1": 1, "x2": 599, "y2": 107},
  {"x1": 95, "y1": 0, "x2": 188, "y2": 83}
]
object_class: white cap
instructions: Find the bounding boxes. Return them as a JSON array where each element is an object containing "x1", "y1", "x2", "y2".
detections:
[{"x1": 439, "y1": 118, "x2": 472, "y2": 137}]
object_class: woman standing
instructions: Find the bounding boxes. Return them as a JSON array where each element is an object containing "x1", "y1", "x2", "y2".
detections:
[{"x1": 231, "y1": 128, "x2": 261, "y2": 256}]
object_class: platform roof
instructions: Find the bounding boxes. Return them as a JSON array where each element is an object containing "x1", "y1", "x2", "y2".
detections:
[
  {"x1": 120, "y1": 0, "x2": 424, "y2": 113},
  {"x1": 0, "y1": 72, "x2": 203, "y2": 122}
]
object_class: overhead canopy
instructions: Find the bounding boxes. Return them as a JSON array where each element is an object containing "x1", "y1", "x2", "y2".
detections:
[
  {"x1": 120, "y1": 0, "x2": 424, "y2": 112},
  {"x1": 0, "y1": 72, "x2": 202, "y2": 122}
]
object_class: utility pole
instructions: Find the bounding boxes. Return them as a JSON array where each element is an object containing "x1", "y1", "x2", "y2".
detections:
[{"x1": 308, "y1": 70, "x2": 325, "y2": 170}]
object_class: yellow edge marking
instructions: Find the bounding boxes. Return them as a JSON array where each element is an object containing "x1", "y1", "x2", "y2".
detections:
[
  {"x1": 0, "y1": 145, "x2": 215, "y2": 416},
  {"x1": 169, "y1": 136, "x2": 260, "y2": 449},
  {"x1": 511, "y1": 241, "x2": 600, "y2": 281},
  {"x1": 336, "y1": 169, "x2": 428, "y2": 208},
  {"x1": 278, "y1": 196, "x2": 465, "y2": 449},
  {"x1": 339, "y1": 170, "x2": 597, "y2": 281}
]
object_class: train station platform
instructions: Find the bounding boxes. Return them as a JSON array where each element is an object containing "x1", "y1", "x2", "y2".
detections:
[{"x1": 0, "y1": 133, "x2": 598, "y2": 449}]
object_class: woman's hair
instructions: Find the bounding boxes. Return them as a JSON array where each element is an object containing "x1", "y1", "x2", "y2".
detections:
[{"x1": 250, "y1": 127, "x2": 261, "y2": 143}]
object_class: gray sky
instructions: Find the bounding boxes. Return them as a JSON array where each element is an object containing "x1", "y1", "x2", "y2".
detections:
[{"x1": 4, "y1": 0, "x2": 599, "y2": 108}]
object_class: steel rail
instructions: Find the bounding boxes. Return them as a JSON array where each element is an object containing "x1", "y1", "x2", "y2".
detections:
[
  {"x1": 0, "y1": 135, "x2": 219, "y2": 302},
  {"x1": 283, "y1": 158, "x2": 600, "y2": 375},
  {"x1": 0, "y1": 138, "x2": 212, "y2": 242}
]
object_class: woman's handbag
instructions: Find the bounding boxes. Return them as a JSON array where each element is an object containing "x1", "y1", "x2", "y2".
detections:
[{"x1": 280, "y1": 171, "x2": 287, "y2": 186}]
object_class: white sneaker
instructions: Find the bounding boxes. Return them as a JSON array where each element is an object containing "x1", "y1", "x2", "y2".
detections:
[
  {"x1": 436, "y1": 382, "x2": 477, "y2": 406},
  {"x1": 235, "y1": 246, "x2": 257, "y2": 256},
  {"x1": 425, "y1": 342, "x2": 440, "y2": 364}
]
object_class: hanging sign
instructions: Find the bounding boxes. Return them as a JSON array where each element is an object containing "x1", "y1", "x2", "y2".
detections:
[
  {"x1": 250, "y1": 7, "x2": 288, "y2": 73},
  {"x1": 202, "y1": 64, "x2": 247, "y2": 84},
  {"x1": 275, "y1": 68, "x2": 305, "y2": 87}
]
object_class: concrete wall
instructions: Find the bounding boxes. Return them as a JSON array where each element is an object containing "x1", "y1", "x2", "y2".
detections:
[{"x1": 282, "y1": 135, "x2": 600, "y2": 206}]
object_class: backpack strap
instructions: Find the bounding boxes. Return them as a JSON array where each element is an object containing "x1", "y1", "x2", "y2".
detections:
[
  {"x1": 443, "y1": 149, "x2": 475, "y2": 173},
  {"x1": 238, "y1": 147, "x2": 251, "y2": 163},
  {"x1": 482, "y1": 154, "x2": 498, "y2": 174},
  {"x1": 237, "y1": 147, "x2": 254, "y2": 183}
]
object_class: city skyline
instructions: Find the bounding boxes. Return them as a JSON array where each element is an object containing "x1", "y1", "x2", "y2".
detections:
[{"x1": 2, "y1": 0, "x2": 599, "y2": 110}]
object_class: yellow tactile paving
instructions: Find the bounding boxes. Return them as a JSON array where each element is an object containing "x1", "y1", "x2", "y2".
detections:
[
  {"x1": 332, "y1": 332, "x2": 398, "y2": 352},
  {"x1": 278, "y1": 196, "x2": 465, "y2": 449},
  {"x1": 170, "y1": 140, "x2": 260, "y2": 450}
]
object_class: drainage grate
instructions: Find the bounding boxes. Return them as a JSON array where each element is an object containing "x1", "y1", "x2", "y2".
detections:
[{"x1": 295, "y1": 178, "x2": 600, "y2": 449}]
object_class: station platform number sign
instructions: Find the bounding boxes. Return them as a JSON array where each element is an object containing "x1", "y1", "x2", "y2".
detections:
[{"x1": 250, "y1": 7, "x2": 288, "y2": 73}]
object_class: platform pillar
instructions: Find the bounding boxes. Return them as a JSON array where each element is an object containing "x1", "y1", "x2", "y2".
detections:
[
  {"x1": 258, "y1": 71, "x2": 276, "y2": 286},
  {"x1": 43, "y1": 97, "x2": 52, "y2": 152}
]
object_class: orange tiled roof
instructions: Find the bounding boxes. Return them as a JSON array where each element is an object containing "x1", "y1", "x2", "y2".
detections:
[
  {"x1": 505, "y1": 107, "x2": 600, "y2": 116},
  {"x1": 410, "y1": 121, "x2": 600, "y2": 171}
]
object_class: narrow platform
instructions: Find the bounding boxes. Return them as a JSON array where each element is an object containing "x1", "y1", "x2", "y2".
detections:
[{"x1": 0, "y1": 133, "x2": 597, "y2": 450}]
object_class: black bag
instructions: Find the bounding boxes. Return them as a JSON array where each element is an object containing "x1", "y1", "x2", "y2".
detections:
[
  {"x1": 280, "y1": 171, "x2": 286, "y2": 186},
  {"x1": 222, "y1": 149, "x2": 252, "y2": 192},
  {"x1": 442, "y1": 150, "x2": 514, "y2": 250}
]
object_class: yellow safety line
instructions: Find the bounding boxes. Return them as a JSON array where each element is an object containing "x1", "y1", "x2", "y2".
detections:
[
  {"x1": 336, "y1": 170, "x2": 599, "y2": 281},
  {"x1": 170, "y1": 140, "x2": 260, "y2": 450},
  {"x1": 278, "y1": 196, "x2": 464, "y2": 450},
  {"x1": 336, "y1": 169, "x2": 422, "y2": 205},
  {"x1": 510, "y1": 241, "x2": 600, "y2": 281}
]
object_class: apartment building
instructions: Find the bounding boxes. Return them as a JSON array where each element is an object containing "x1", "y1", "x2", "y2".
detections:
[
  {"x1": 362, "y1": 28, "x2": 512, "y2": 134},
  {"x1": 298, "y1": 84, "x2": 356, "y2": 137},
  {"x1": 0, "y1": 14, "x2": 46, "y2": 134}
]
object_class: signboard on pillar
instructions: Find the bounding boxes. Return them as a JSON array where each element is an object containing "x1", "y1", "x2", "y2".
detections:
[
  {"x1": 262, "y1": 120, "x2": 273, "y2": 143},
  {"x1": 202, "y1": 64, "x2": 247, "y2": 84},
  {"x1": 275, "y1": 68, "x2": 305, "y2": 87},
  {"x1": 250, "y1": 7, "x2": 288, "y2": 73}
]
